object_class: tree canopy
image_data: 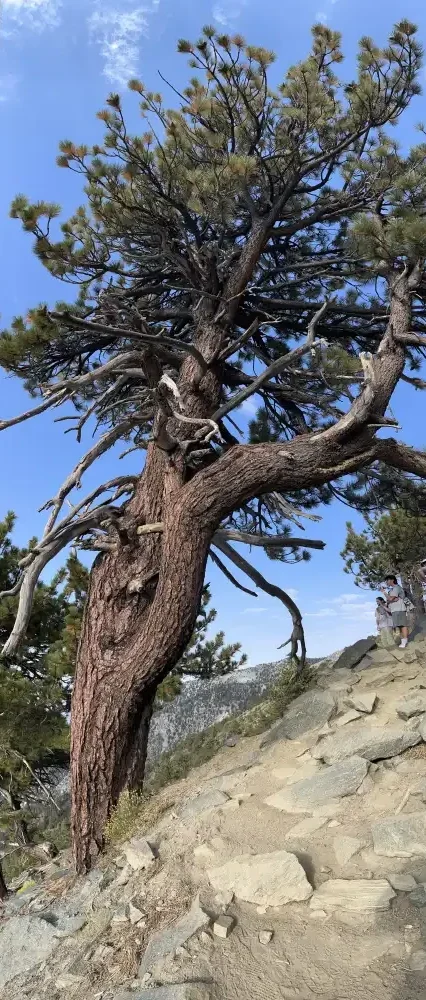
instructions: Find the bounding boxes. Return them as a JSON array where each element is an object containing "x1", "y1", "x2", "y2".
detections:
[
  {"x1": 4, "y1": 21, "x2": 426, "y2": 870},
  {"x1": 342, "y1": 508, "x2": 426, "y2": 600}
]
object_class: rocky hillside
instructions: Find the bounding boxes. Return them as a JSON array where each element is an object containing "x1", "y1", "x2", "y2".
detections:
[{"x1": 3, "y1": 630, "x2": 426, "y2": 1000}]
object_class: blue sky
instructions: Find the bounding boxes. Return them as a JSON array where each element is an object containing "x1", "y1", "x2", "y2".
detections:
[{"x1": 1, "y1": 0, "x2": 426, "y2": 663}]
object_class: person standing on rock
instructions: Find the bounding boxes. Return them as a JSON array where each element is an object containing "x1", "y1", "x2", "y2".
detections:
[
  {"x1": 382, "y1": 575, "x2": 409, "y2": 648},
  {"x1": 375, "y1": 596, "x2": 393, "y2": 635}
]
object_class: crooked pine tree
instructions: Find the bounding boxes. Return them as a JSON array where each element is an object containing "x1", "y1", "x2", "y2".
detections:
[{"x1": 4, "y1": 24, "x2": 426, "y2": 870}]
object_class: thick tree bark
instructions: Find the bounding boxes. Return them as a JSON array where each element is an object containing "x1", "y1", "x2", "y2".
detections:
[
  {"x1": 0, "y1": 863, "x2": 7, "y2": 901},
  {"x1": 125, "y1": 687, "x2": 156, "y2": 793}
]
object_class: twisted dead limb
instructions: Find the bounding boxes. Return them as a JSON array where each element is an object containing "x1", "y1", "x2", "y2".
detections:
[{"x1": 212, "y1": 535, "x2": 307, "y2": 669}]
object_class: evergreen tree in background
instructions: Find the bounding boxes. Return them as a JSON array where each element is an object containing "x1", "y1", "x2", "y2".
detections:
[
  {"x1": 4, "y1": 23, "x2": 426, "y2": 870},
  {"x1": 342, "y1": 509, "x2": 426, "y2": 610},
  {"x1": 0, "y1": 514, "x2": 72, "y2": 877}
]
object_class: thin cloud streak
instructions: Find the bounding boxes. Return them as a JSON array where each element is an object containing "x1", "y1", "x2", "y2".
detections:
[
  {"x1": 2, "y1": 0, "x2": 61, "y2": 31},
  {"x1": 88, "y1": 1, "x2": 160, "y2": 88}
]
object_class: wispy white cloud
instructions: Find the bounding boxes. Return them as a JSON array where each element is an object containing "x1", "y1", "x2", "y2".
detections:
[
  {"x1": 88, "y1": 2, "x2": 160, "y2": 88},
  {"x1": 308, "y1": 591, "x2": 375, "y2": 622},
  {"x1": 212, "y1": 0, "x2": 247, "y2": 29},
  {"x1": 2, "y1": 0, "x2": 61, "y2": 32},
  {"x1": 315, "y1": 0, "x2": 340, "y2": 24}
]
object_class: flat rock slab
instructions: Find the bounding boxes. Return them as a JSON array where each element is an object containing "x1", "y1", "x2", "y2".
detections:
[
  {"x1": 391, "y1": 647, "x2": 418, "y2": 664},
  {"x1": 265, "y1": 756, "x2": 368, "y2": 814},
  {"x1": 261, "y1": 689, "x2": 335, "y2": 746},
  {"x1": 129, "y1": 989, "x2": 210, "y2": 1000},
  {"x1": 139, "y1": 897, "x2": 209, "y2": 977},
  {"x1": 332, "y1": 637, "x2": 376, "y2": 672},
  {"x1": 208, "y1": 850, "x2": 313, "y2": 906},
  {"x1": 310, "y1": 879, "x2": 395, "y2": 912},
  {"x1": 333, "y1": 835, "x2": 364, "y2": 866},
  {"x1": 347, "y1": 692, "x2": 377, "y2": 714},
  {"x1": 285, "y1": 816, "x2": 327, "y2": 839},
  {"x1": 396, "y1": 693, "x2": 426, "y2": 720},
  {"x1": 336, "y1": 710, "x2": 362, "y2": 727},
  {"x1": 372, "y1": 813, "x2": 426, "y2": 858},
  {"x1": 180, "y1": 789, "x2": 229, "y2": 819},
  {"x1": 312, "y1": 725, "x2": 420, "y2": 765},
  {"x1": 0, "y1": 915, "x2": 59, "y2": 989},
  {"x1": 368, "y1": 648, "x2": 394, "y2": 665}
]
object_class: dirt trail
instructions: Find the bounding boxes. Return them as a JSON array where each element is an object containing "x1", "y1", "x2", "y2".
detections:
[{"x1": 4, "y1": 634, "x2": 426, "y2": 1000}]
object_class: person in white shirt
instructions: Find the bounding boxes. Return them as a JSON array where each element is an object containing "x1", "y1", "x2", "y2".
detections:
[
  {"x1": 381, "y1": 575, "x2": 409, "y2": 648},
  {"x1": 375, "y1": 596, "x2": 393, "y2": 634}
]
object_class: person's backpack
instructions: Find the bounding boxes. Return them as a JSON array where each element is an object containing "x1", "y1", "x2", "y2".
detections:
[{"x1": 403, "y1": 590, "x2": 415, "y2": 611}]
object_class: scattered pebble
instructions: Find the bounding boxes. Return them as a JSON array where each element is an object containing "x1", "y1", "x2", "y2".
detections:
[
  {"x1": 258, "y1": 929, "x2": 273, "y2": 945},
  {"x1": 214, "y1": 915, "x2": 235, "y2": 939}
]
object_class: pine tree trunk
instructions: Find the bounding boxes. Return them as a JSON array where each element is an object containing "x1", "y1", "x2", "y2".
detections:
[
  {"x1": 125, "y1": 688, "x2": 156, "y2": 793},
  {"x1": 0, "y1": 863, "x2": 7, "y2": 901},
  {"x1": 70, "y1": 474, "x2": 211, "y2": 872}
]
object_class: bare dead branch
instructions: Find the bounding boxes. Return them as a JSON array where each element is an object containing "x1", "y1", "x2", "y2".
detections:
[
  {"x1": 211, "y1": 300, "x2": 330, "y2": 423},
  {"x1": 214, "y1": 529, "x2": 325, "y2": 550},
  {"x1": 40, "y1": 417, "x2": 137, "y2": 536},
  {"x1": 136, "y1": 522, "x2": 164, "y2": 536},
  {"x1": 43, "y1": 352, "x2": 144, "y2": 395},
  {"x1": 0, "y1": 578, "x2": 23, "y2": 601},
  {"x1": 1, "y1": 505, "x2": 122, "y2": 658},
  {"x1": 209, "y1": 548, "x2": 258, "y2": 596},
  {"x1": 51, "y1": 311, "x2": 208, "y2": 374},
  {"x1": 0, "y1": 390, "x2": 67, "y2": 432},
  {"x1": 0, "y1": 748, "x2": 60, "y2": 812},
  {"x1": 218, "y1": 317, "x2": 260, "y2": 362},
  {"x1": 213, "y1": 535, "x2": 307, "y2": 668}
]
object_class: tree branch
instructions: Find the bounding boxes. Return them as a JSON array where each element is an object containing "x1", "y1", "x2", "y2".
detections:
[
  {"x1": 211, "y1": 300, "x2": 330, "y2": 423},
  {"x1": 40, "y1": 417, "x2": 137, "y2": 536},
  {"x1": 209, "y1": 549, "x2": 258, "y2": 596},
  {"x1": 1, "y1": 505, "x2": 122, "y2": 658},
  {"x1": 0, "y1": 390, "x2": 67, "y2": 432},
  {"x1": 213, "y1": 536, "x2": 307, "y2": 668},
  {"x1": 51, "y1": 311, "x2": 208, "y2": 374},
  {"x1": 214, "y1": 529, "x2": 325, "y2": 550}
]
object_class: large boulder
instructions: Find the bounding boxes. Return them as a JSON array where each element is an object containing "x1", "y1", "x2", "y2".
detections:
[
  {"x1": 0, "y1": 915, "x2": 59, "y2": 989},
  {"x1": 332, "y1": 637, "x2": 376, "y2": 672},
  {"x1": 372, "y1": 813, "x2": 426, "y2": 857},
  {"x1": 208, "y1": 850, "x2": 312, "y2": 906},
  {"x1": 264, "y1": 755, "x2": 368, "y2": 814},
  {"x1": 312, "y1": 724, "x2": 420, "y2": 765},
  {"x1": 260, "y1": 689, "x2": 335, "y2": 746},
  {"x1": 310, "y1": 879, "x2": 395, "y2": 912}
]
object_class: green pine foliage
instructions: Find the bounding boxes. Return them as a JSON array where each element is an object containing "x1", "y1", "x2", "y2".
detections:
[
  {"x1": 0, "y1": 517, "x2": 85, "y2": 854},
  {"x1": 342, "y1": 508, "x2": 426, "y2": 592}
]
